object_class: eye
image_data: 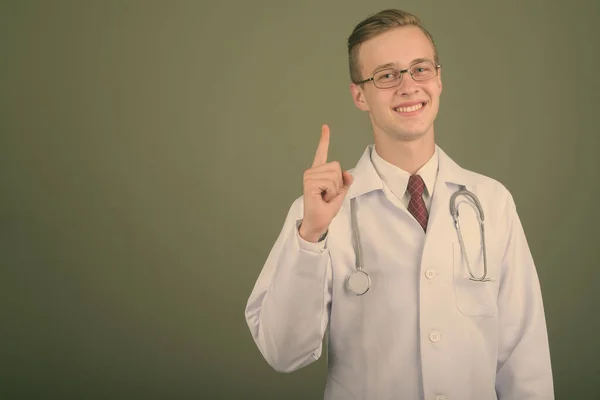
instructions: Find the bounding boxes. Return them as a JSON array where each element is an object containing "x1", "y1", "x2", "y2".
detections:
[
  {"x1": 412, "y1": 62, "x2": 435, "y2": 74},
  {"x1": 414, "y1": 66, "x2": 432, "y2": 73},
  {"x1": 375, "y1": 70, "x2": 398, "y2": 82}
]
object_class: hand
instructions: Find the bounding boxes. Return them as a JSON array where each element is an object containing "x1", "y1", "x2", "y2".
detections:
[{"x1": 299, "y1": 124, "x2": 354, "y2": 242}]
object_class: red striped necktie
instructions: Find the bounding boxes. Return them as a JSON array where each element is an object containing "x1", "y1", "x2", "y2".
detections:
[{"x1": 407, "y1": 174, "x2": 429, "y2": 232}]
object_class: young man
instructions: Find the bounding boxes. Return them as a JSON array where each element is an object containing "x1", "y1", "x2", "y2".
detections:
[{"x1": 245, "y1": 9, "x2": 554, "y2": 400}]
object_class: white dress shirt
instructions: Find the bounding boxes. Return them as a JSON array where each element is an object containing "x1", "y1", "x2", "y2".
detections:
[{"x1": 370, "y1": 145, "x2": 439, "y2": 212}]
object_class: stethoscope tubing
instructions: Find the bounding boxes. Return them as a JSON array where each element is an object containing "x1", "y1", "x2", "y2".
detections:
[{"x1": 347, "y1": 185, "x2": 489, "y2": 296}]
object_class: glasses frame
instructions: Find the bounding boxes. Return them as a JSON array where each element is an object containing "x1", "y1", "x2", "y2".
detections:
[{"x1": 355, "y1": 60, "x2": 442, "y2": 89}]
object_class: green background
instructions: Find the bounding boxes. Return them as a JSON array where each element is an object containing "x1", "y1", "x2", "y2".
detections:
[{"x1": 1, "y1": 0, "x2": 598, "y2": 398}]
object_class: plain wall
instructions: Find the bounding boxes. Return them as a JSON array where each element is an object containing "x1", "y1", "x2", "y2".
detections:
[{"x1": 1, "y1": 0, "x2": 599, "y2": 398}]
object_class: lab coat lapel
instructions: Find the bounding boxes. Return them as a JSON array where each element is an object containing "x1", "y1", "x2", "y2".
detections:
[
  {"x1": 424, "y1": 146, "x2": 475, "y2": 253},
  {"x1": 425, "y1": 167, "x2": 454, "y2": 244},
  {"x1": 347, "y1": 145, "x2": 383, "y2": 200}
]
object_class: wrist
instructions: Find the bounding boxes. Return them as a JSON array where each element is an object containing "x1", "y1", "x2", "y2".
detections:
[{"x1": 298, "y1": 223, "x2": 328, "y2": 243}]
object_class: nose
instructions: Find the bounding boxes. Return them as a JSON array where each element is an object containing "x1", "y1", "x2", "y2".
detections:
[{"x1": 395, "y1": 71, "x2": 420, "y2": 96}]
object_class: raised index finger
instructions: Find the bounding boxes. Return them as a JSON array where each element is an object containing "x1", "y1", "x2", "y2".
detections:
[{"x1": 312, "y1": 124, "x2": 330, "y2": 168}]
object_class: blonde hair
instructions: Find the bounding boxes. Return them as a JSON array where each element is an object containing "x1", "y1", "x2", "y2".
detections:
[{"x1": 347, "y1": 9, "x2": 439, "y2": 83}]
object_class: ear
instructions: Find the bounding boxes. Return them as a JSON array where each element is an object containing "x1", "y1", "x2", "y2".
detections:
[
  {"x1": 350, "y1": 83, "x2": 370, "y2": 112},
  {"x1": 437, "y1": 67, "x2": 443, "y2": 93}
]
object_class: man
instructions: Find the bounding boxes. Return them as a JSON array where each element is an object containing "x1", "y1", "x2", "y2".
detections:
[{"x1": 245, "y1": 9, "x2": 554, "y2": 400}]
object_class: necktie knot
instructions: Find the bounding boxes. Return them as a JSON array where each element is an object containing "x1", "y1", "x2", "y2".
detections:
[{"x1": 407, "y1": 174, "x2": 425, "y2": 197}]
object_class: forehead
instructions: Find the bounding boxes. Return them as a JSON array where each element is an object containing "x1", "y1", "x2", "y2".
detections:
[{"x1": 358, "y1": 26, "x2": 436, "y2": 73}]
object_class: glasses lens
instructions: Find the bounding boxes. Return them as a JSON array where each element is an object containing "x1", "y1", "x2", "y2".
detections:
[
  {"x1": 373, "y1": 69, "x2": 400, "y2": 88},
  {"x1": 410, "y1": 61, "x2": 437, "y2": 81}
]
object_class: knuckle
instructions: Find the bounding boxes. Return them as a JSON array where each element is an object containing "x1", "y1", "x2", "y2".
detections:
[{"x1": 329, "y1": 180, "x2": 339, "y2": 193}]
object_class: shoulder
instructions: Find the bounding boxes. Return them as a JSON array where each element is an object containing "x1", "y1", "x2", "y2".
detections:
[
  {"x1": 440, "y1": 145, "x2": 516, "y2": 212},
  {"x1": 457, "y1": 166, "x2": 518, "y2": 217},
  {"x1": 438, "y1": 147, "x2": 511, "y2": 199},
  {"x1": 464, "y1": 167, "x2": 510, "y2": 193}
]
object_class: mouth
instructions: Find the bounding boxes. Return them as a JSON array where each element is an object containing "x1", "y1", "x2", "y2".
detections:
[{"x1": 393, "y1": 101, "x2": 427, "y2": 115}]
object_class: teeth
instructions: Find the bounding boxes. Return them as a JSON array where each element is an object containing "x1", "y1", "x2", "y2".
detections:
[{"x1": 395, "y1": 103, "x2": 424, "y2": 113}]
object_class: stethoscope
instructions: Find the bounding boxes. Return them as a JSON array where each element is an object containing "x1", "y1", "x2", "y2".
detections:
[
  {"x1": 346, "y1": 185, "x2": 489, "y2": 296},
  {"x1": 449, "y1": 185, "x2": 490, "y2": 282}
]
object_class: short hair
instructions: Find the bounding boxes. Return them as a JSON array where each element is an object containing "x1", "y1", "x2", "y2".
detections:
[{"x1": 347, "y1": 9, "x2": 439, "y2": 83}]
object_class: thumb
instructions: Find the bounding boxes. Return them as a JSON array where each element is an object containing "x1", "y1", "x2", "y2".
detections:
[
  {"x1": 330, "y1": 171, "x2": 353, "y2": 209},
  {"x1": 333, "y1": 171, "x2": 354, "y2": 201},
  {"x1": 340, "y1": 171, "x2": 354, "y2": 192}
]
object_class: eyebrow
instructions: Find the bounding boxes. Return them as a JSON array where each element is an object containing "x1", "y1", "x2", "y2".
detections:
[{"x1": 372, "y1": 58, "x2": 433, "y2": 73}]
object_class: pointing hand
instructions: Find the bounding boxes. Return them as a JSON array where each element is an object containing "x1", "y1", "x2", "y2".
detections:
[{"x1": 299, "y1": 124, "x2": 354, "y2": 242}]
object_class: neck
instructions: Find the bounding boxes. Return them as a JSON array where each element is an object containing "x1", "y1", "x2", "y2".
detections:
[{"x1": 374, "y1": 134, "x2": 435, "y2": 175}]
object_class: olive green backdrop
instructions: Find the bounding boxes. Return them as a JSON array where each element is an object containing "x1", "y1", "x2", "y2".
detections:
[{"x1": 1, "y1": 0, "x2": 598, "y2": 398}]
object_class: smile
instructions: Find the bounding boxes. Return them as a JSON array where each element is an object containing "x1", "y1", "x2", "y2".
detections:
[{"x1": 394, "y1": 102, "x2": 426, "y2": 113}]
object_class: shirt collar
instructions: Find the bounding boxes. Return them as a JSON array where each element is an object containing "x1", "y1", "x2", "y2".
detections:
[
  {"x1": 370, "y1": 145, "x2": 439, "y2": 199},
  {"x1": 347, "y1": 144, "x2": 476, "y2": 200}
]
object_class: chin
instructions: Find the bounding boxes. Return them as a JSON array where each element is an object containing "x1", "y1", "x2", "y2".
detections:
[{"x1": 390, "y1": 128, "x2": 429, "y2": 142}]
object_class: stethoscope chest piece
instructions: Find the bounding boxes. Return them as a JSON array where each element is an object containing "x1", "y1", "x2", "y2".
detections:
[
  {"x1": 348, "y1": 198, "x2": 370, "y2": 295},
  {"x1": 347, "y1": 270, "x2": 371, "y2": 296}
]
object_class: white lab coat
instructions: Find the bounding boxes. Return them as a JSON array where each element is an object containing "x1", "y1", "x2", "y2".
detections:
[{"x1": 245, "y1": 145, "x2": 554, "y2": 400}]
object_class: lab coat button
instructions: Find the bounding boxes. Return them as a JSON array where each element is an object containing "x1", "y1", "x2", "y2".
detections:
[
  {"x1": 429, "y1": 331, "x2": 441, "y2": 343},
  {"x1": 425, "y1": 269, "x2": 437, "y2": 280},
  {"x1": 435, "y1": 396, "x2": 446, "y2": 400}
]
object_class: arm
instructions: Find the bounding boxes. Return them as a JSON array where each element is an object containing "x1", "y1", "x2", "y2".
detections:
[
  {"x1": 244, "y1": 198, "x2": 333, "y2": 373},
  {"x1": 495, "y1": 194, "x2": 554, "y2": 399}
]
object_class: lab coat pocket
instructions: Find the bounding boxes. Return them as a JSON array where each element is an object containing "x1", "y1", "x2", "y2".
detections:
[{"x1": 453, "y1": 242, "x2": 501, "y2": 317}]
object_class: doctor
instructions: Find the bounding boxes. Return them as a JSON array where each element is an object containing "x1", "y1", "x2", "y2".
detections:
[{"x1": 245, "y1": 8, "x2": 554, "y2": 400}]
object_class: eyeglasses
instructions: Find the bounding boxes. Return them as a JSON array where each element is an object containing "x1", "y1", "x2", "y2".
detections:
[{"x1": 355, "y1": 60, "x2": 441, "y2": 89}]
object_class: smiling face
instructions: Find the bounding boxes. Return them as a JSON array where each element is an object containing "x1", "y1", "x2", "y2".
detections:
[{"x1": 350, "y1": 26, "x2": 442, "y2": 144}]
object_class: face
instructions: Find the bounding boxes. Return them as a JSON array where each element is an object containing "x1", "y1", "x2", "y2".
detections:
[{"x1": 350, "y1": 26, "x2": 442, "y2": 143}]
